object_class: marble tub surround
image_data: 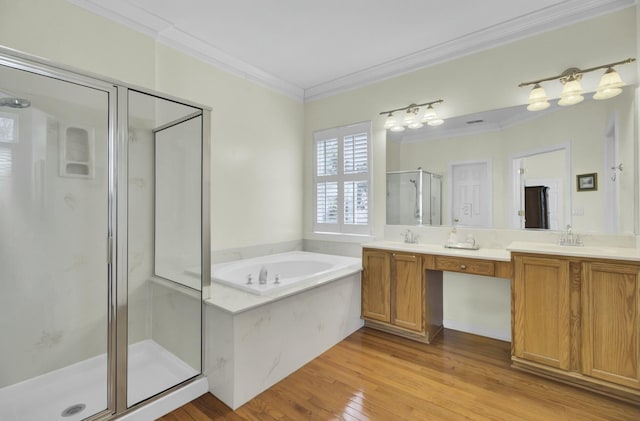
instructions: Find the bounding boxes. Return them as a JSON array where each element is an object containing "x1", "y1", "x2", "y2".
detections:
[
  {"x1": 205, "y1": 271, "x2": 362, "y2": 409},
  {"x1": 211, "y1": 240, "x2": 302, "y2": 264},
  {"x1": 303, "y1": 238, "x2": 364, "y2": 258}
]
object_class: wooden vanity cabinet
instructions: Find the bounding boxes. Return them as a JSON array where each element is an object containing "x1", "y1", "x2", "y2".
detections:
[
  {"x1": 513, "y1": 255, "x2": 571, "y2": 370},
  {"x1": 390, "y1": 252, "x2": 423, "y2": 332},
  {"x1": 361, "y1": 249, "x2": 391, "y2": 323},
  {"x1": 361, "y1": 248, "x2": 442, "y2": 343},
  {"x1": 512, "y1": 253, "x2": 640, "y2": 403},
  {"x1": 582, "y1": 261, "x2": 640, "y2": 390}
]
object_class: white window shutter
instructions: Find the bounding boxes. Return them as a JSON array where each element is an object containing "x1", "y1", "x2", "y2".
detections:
[{"x1": 313, "y1": 121, "x2": 372, "y2": 235}]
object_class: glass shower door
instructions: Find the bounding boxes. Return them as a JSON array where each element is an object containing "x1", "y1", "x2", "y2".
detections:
[
  {"x1": 126, "y1": 90, "x2": 202, "y2": 407},
  {"x1": 0, "y1": 63, "x2": 112, "y2": 420}
]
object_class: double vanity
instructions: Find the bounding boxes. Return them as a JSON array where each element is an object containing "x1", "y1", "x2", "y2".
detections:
[{"x1": 361, "y1": 238, "x2": 640, "y2": 404}]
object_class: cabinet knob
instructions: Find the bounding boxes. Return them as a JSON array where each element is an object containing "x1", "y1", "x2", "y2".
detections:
[{"x1": 460, "y1": 264, "x2": 467, "y2": 270}]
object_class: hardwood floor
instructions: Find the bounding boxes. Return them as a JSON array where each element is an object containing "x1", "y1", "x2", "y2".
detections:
[{"x1": 160, "y1": 328, "x2": 640, "y2": 420}]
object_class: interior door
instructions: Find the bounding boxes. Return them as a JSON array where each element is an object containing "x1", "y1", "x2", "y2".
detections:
[{"x1": 450, "y1": 161, "x2": 491, "y2": 227}]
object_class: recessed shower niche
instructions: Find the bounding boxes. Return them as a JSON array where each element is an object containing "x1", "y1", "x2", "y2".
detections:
[{"x1": 59, "y1": 124, "x2": 94, "y2": 178}]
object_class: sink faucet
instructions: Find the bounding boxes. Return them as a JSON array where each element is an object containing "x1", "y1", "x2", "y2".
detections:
[
  {"x1": 258, "y1": 265, "x2": 268, "y2": 284},
  {"x1": 403, "y1": 229, "x2": 418, "y2": 244},
  {"x1": 559, "y1": 224, "x2": 583, "y2": 246}
]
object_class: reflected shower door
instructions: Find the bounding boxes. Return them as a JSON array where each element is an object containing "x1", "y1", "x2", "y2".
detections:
[{"x1": 0, "y1": 63, "x2": 111, "y2": 419}]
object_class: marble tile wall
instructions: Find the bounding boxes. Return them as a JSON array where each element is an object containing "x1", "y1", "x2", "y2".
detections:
[{"x1": 204, "y1": 272, "x2": 363, "y2": 409}]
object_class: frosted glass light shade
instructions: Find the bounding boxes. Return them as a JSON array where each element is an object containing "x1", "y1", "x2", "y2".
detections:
[
  {"x1": 558, "y1": 79, "x2": 584, "y2": 106},
  {"x1": 384, "y1": 114, "x2": 398, "y2": 129},
  {"x1": 427, "y1": 117, "x2": 444, "y2": 126},
  {"x1": 389, "y1": 124, "x2": 405, "y2": 132},
  {"x1": 408, "y1": 120, "x2": 424, "y2": 129},
  {"x1": 527, "y1": 84, "x2": 550, "y2": 111},
  {"x1": 402, "y1": 111, "x2": 416, "y2": 126},
  {"x1": 594, "y1": 67, "x2": 624, "y2": 100},
  {"x1": 421, "y1": 105, "x2": 437, "y2": 122}
]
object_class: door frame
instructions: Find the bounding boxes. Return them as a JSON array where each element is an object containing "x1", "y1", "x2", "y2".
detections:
[{"x1": 509, "y1": 143, "x2": 571, "y2": 230}]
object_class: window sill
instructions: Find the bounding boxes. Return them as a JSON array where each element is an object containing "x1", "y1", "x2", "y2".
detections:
[{"x1": 306, "y1": 231, "x2": 375, "y2": 244}]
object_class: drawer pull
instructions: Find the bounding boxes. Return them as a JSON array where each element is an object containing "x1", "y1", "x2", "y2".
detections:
[{"x1": 460, "y1": 264, "x2": 467, "y2": 270}]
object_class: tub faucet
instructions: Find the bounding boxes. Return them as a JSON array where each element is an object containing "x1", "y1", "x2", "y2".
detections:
[{"x1": 258, "y1": 265, "x2": 268, "y2": 284}]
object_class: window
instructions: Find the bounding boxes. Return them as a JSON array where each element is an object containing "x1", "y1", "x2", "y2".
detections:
[
  {"x1": 0, "y1": 112, "x2": 18, "y2": 144},
  {"x1": 313, "y1": 121, "x2": 371, "y2": 235}
]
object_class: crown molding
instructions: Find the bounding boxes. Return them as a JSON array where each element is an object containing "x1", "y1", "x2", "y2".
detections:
[
  {"x1": 67, "y1": 0, "x2": 305, "y2": 101},
  {"x1": 68, "y1": 0, "x2": 634, "y2": 103},
  {"x1": 303, "y1": 0, "x2": 636, "y2": 102},
  {"x1": 155, "y1": 27, "x2": 305, "y2": 101}
]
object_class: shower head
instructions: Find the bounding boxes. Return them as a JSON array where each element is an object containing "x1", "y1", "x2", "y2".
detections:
[{"x1": 0, "y1": 97, "x2": 31, "y2": 108}]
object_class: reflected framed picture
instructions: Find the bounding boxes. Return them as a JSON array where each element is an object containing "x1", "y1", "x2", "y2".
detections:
[{"x1": 577, "y1": 173, "x2": 597, "y2": 191}]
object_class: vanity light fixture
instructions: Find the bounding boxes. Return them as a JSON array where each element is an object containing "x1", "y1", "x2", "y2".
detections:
[
  {"x1": 519, "y1": 58, "x2": 635, "y2": 111},
  {"x1": 381, "y1": 99, "x2": 444, "y2": 131}
]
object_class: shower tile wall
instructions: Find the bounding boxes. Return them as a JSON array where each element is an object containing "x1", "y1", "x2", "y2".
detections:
[{"x1": 0, "y1": 104, "x2": 109, "y2": 387}]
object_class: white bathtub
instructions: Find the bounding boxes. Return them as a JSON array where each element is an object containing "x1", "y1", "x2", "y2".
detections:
[
  {"x1": 211, "y1": 251, "x2": 361, "y2": 296},
  {"x1": 204, "y1": 250, "x2": 363, "y2": 409}
]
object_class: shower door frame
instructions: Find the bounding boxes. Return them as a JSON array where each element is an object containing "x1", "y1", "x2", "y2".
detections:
[
  {"x1": 0, "y1": 46, "x2": 211, "y2": 420},
  {"x1": 0, "y1": 48, "x2": 119, "y2": 420}
]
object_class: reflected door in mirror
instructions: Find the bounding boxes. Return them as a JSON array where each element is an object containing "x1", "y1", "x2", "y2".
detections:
[{"x1": 451, "y1": 161, "x2": 490, "y2": 227}]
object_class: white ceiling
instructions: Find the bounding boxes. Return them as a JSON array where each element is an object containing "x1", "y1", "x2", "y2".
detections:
[{"x1": 69, "y1": 0, "x2": 635, "y2": 101}]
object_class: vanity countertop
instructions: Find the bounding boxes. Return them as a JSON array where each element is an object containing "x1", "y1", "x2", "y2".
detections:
[
  {"x1": 507, "y1": 241, "x2": 640, "y2": 262},
  {"x1": 363, "y1": 241, "x2": 512, "y2": 262}
]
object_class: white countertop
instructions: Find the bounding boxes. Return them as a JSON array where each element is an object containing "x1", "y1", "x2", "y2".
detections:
[
  {"x1": 362, "y1": 241, "x2": 512, "y2": 261},
  {"x1": 364, "y1": 240, "x2": 640, "y2": 263},
  {"x1": 507, "y1": 241, "x2": 640, "y2": 261}
]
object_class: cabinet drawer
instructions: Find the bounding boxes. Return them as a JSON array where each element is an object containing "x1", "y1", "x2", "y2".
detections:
[{"x1": 434, "y1": 256, "x2": 495, "y2": 276}]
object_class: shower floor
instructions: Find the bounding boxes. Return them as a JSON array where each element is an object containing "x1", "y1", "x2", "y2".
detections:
[{"x1": 0, "y1": 340, "x2": 198, "y2": 421}]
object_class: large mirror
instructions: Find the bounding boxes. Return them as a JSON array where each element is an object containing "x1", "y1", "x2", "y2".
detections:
[{"x1": 386, "y1": 86, "x2": 636, "y2": 234}]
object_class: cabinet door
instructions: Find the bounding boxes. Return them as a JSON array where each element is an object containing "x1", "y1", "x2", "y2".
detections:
[
  {"x1": 391, "y1": 253, "x2": 424, "y2": 333},
  {"x1": 582, "y1": 262, "x2": 640, "y2": 389},
  {"x1": 513, "y1": 255, "x2": 571, "y2": 370},
  {"x1": 362, "y1": 250, "x2": 391, "y2": 323}
]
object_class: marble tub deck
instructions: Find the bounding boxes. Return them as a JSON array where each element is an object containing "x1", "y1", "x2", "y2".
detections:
[{"x1": 204, "y1": 263, "x2": 363, "y2": 409}]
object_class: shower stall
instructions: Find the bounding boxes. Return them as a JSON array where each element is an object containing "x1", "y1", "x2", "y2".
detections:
[
  {"x1": 386, "y1": 169, "x2": 442, "y2": 226},
  {"x1": 0, "y1": 48, "x2": 210, "y2": 420}
]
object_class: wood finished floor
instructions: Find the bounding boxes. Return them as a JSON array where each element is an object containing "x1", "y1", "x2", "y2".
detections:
[{"x1": 160, "y1": 327, "x2": 640, "y2": 420}]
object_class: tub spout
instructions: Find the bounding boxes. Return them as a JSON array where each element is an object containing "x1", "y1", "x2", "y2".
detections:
[{"x1": 258, "y1": 266, "x2": 268, "y2": 284}]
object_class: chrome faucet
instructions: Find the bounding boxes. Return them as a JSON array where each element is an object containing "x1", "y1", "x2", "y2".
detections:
[
  {"x1": 258, "y1": 265, "x2": 268, "y2": 284},
  {"x1": 559, "y1": 224, "x2": 583, "y2": 246},
  {"x1": 403, "y1": 229, "x2": 418, "y2": 244}
]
